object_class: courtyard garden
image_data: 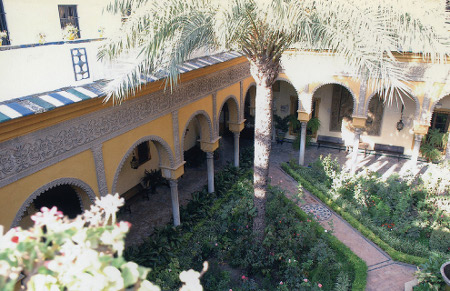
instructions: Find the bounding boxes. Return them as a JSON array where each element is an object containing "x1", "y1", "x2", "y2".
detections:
[
  {"x1": 124, "y1": 148, "x2": 366, "y2": 290},
  {"x1": 282, "y1": 155, "x2": 450, "y2": 289}
]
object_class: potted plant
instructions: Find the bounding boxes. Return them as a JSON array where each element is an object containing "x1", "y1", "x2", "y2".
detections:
[
  {"x1": 37, "y1": 32, "x2": 46, "y2": 44},
  {"x1": 274, "y1": 115, "x2": 290, "y2": 144},
  {"x1": 441, "y1": 262, "x2": 450, "y2": 289},
  {"x1": 420, "y1": 129, "x2": 448, "y2": 162},
  {"x1": 62, "y1": 24, "x2": 79, "y2": 41},
  {"x1": 0, "y1": 30, "x2": 7, "y2": 46}
]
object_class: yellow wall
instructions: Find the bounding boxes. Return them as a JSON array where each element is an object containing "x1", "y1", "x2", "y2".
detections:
[
  {"x1": 102, "y1": 114, "x2": 175, "y2": 192},
  {"x1": 115, "y1": 142, "x2": 160, "y2": 194},
  {"x1": 216, "y1": 82, "x2": 240, "y2": 115},
  {"x1": 183, "y1": 120, "x2": 201, "y2": 152},
  {"x1": 0, "y1": 150, "x2": 98, "y2": 228}
]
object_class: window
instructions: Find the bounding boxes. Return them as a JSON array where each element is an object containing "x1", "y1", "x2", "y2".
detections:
[
  {"x1": 58, "y1": 5, "x2": 80, "y2": 38},
  {"x1": 329, "y1": 85, "x2": 354, "y2": 132},
  {"x1": 430, "y1": 111, "x2": 450, "y2": 133},
  {"x1": 365, "y1": 95, "x2": 384, "y2": 136},
  {"x1": 0, "y1": 0, "x2": 9, "y2": 45},
  {"x1": 136, "y1": 141, "x2": 151, "y2": 166}
]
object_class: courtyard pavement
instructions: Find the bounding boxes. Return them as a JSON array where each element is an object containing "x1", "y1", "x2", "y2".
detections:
[{"x1": 119, "y1": 140, "x2": 429, "y2": 290}]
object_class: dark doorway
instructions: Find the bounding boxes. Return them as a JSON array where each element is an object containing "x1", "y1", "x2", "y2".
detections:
[{"x1": 33, "y1": 185, "x2": 82, "y2": 218}]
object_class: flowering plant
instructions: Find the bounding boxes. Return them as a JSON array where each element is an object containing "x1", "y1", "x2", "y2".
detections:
[
  {"x1": 0, "y1": 31, "x2": 7, "y2": 39},
  {"x1": 0, "y1": 194, "x2": 204, "y2": 291},
  {"x1": 62, "y1": 24, "x2": 79, "y2": 40}
]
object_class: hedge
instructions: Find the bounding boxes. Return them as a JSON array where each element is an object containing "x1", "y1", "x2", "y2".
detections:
[
  {"x1": 279, "y1": 194, "x2": 367, "y2": 291},
  {"x1": 281, "y1": 163, "x2": 427, "y2": 266}
]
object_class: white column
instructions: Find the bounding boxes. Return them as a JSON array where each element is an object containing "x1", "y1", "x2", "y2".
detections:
[
  {"x1": 169, "y1": 179, "x2": 180, "y2": 226},
  {"x1": 411, "y1": 134, "x2": 423, "y2": 165},
  {"x1": 299, "y1": 122, "x2": 307, "y2": 165},
  {"x1": 206, "y1": 152, "x2": 215, "y2": 193},
  {"x1": 233, "y1": 132, "x2": 240, "y2": 168},
  {"x1": 350, "y1": 128, "x2": 362, "y2": 174}
]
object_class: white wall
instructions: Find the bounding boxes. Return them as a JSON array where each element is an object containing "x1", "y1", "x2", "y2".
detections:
[
  {"x1": 314, "y1": 85, "x2": 417, "y2": 155},
  {"x1": 3, "y1": 0, "x2": 121, "y2": 45},
  {"x1": 0, "y1": 41, "x2": 107, "y2": 101}
]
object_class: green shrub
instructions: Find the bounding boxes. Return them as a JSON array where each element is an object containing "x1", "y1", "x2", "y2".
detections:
[
  {"x1": 415, "y1": 253, "x2": 450, "y2": 291},
  {"x1": 429, "y1": 227, "x2": 450, "y2": 253}
]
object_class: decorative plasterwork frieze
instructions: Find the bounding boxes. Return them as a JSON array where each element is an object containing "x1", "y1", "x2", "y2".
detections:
[
  {"x1": 11, "y1": 177, "x2": 96, "y2": 228},
  {"x1": 0, "y1": 62, "x2": 250, "y2": 189},
  {"x1": 91, "y1": 144, "x2": 108, "y2": 197},
  {"x1": 172, "y1": 110, "x2": 182, "y2": 164},
  {"x1": 212, "y1": 93, "x2": 218, "y2": 137},
  {"x1": 239, "y1": 81, "x2": 244, "y2": 122}
]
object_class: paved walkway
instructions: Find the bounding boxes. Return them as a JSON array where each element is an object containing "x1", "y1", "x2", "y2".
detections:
[
  {"x1": 269, "y1": 143, "x2": 422, "y2": 291},
  {"x1": 120, "y1": 141, "x2": 427, "y2": 290}
]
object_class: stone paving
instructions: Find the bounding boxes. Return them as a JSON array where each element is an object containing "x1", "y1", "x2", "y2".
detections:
[{"x1": 119, "y1": 141, "x2": 429, "y2": 290}]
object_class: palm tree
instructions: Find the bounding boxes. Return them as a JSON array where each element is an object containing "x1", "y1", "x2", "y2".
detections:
[{"x1": 99, "y1": 0, "x2": 448, "y2": 241}]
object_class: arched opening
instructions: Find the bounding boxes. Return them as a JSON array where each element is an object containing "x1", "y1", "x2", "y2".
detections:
[
  {"x1": 424, "y1": 94, "x2": 450, "y2": 159},
  {"x1": 272, "y1": 80, "x2": 300, "y2": 141},
  {"x1": 15, "y1": 179, "x2": 95, "y2": 229},
  {"x1": 115, "y1": 140, "x2": 161, "y2": 196},
  {"x1": 312, "y1": 84, "x2": 355, "y2": 146},
  {"x1": 181, "y1": 111, "x2": 213, "y2": 168},
  {"x1": 183, "y1": 116, "x2": 205, "y2": 168},
  {"x1": 217, "y1": 97, "x2": 240, "y2": 165},
  {"x1": 242, "y1": 85, "x2": 256, "y2": 141}
]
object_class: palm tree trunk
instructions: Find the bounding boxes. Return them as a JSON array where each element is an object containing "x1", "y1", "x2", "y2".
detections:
[{"x1": 250, "y1": 59, "x2": 278, "y2": 242}]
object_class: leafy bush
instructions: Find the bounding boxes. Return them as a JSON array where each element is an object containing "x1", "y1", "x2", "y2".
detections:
[
  {"x1": 415, "y1": 253, "x2": 450, "y2": 291},
  {"x1": 429, "y1": 227, "x2": 450, "y2": 253}
]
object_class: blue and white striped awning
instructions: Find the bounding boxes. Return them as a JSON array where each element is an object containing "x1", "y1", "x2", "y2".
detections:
[{"x1": 0, "y1": 51, "x2": 242, "y2": 124}]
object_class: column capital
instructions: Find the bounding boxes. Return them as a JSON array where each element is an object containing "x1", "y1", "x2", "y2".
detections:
[
  {"x1": 206, "y1": 151, "x2": 214, "y2": 159},
  {"x1": 351, "y1": 116, "x2": 367, "y2": 129},
  {"x1": 160, "y1": 162, "x2": 185, "y2": 180},
  {"x1": 297, "y1": 110, "x2": 311, "y2": 122},
  {"x1": 200, "y1": 137, "x2": 221, "y2": 152},
  {"x1": 413, "y1": 123, "x2": 429, "y2": 135},
  {"x1": 229, "y1": 120, "x2": 246, "y2": 133},
  {"x1": 414, "y1": 133, "x2": 424, "y2": 142}
]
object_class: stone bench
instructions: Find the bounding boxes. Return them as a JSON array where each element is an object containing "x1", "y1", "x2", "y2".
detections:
[
  {"x1": 373, "y1": 143, "x2": 405, "y2": 161},
  {"x1": 316, "y1": 135, "x2": 345, "y2": 152}
]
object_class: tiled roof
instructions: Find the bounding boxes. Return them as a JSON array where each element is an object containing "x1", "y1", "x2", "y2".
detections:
[{"x1": 0, "y1": 51, "x2": 242, "y2": 124}]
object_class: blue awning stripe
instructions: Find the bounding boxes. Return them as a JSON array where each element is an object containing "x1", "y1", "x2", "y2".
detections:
[
  {"x1": 7, "y1": 103, "x2": 34, "y2": 116},
  {"x1": 28, "y1": 98, "x2": 56, "y2": 110},
  {"x1": 48, "y1": 93, "x2": 74, "y2": 105}
]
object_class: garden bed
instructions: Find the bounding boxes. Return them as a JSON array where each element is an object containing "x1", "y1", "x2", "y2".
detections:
[
  {"x1": 124, "y1": 149, "x2": 366, "y2": 290},
  {"x1": 282, "y1": 156, "x2": 450, "y2": 266}
]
